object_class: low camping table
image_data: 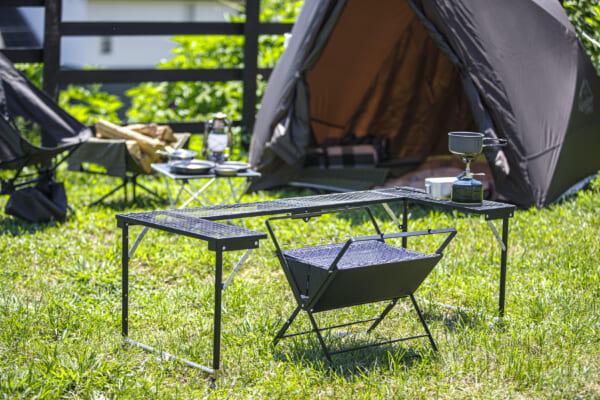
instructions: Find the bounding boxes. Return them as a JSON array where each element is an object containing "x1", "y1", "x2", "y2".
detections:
[
  {"x1": 116, "y1": 187, "x2": 514, "y2": 375},
  {"x1": 117, "y1": 213, "x2": 267, "y2": 376},
  {"x1": 151, "y1": 162, "x2": 261, "y2": 208}
]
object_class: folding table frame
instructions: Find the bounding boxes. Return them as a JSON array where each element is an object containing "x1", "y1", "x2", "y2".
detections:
[
  {"x1": 115, "y1": 187, "x2": 514, "y2": 376},
  {"x1": 381, "y1": 187, "x2": 513, "y2": 317},
  {"x1": 117, "y1": 211, "x2": 267, "y2": 377}
]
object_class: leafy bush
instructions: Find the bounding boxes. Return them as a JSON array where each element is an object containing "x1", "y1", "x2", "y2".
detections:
[
  {"x1": 564, "y1": 0, "x2": 600, "y2": 71},
  {"x1": 125, "y1": 0, "x2": 302, "y2": 149}
]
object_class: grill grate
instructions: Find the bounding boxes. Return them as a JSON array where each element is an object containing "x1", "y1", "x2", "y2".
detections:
[{"x1": 283, "y1": 240, "x2": 436, "y2": 270}]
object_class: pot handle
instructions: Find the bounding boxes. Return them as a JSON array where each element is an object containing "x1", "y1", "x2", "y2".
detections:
[{"x1": 482, "y1": 138, "x2": 507, "y2": 148}]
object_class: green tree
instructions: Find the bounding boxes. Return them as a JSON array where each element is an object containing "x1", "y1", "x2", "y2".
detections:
[
  {"x1": 126, "y1": 0, "x2": 303, "y2": 148},
  {"x1": 563, "y1": 0, "x2": 600, "y2": 72}
]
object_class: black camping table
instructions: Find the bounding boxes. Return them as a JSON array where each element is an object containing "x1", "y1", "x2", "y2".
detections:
[{"x1": 116, "y1": 187, "x2": 514, "y2": 376}]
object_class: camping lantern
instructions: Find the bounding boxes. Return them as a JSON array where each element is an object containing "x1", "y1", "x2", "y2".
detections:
[{"x1": 202, "y1": 112, "x2": 233, "y2": 162}]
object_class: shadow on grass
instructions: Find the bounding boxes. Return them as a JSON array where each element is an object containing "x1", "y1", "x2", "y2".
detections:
[
  {"x1": 0, "y1": 214, "x2": 61, "y2": 236},
  {"x1": 84, "y1": 194, "x2": 170, "y2": 212},
  {"x1": 0, "y1": 191, "x2": 169, "y2": 235},
  {"x1": 270, "y1": 306, "x2": 501, "y2": 379},
  {"x1": 421, "y1": 306, "x2": 505, "y2": 334},
  {"x1": 272, "y1": 337, "x2": 439, "y2": 379}
]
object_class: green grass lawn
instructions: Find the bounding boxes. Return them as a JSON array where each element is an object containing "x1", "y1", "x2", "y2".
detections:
[{"x1": 0, "y1": 164, "x2": 599, "y2": 399}]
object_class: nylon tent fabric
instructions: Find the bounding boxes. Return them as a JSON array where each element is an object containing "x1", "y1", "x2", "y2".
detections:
[
  {"x1": 0, "y1": 52, "x2": 92, "y2": 170},
  {"x1": 413, "y1": 0, "x2": 586, "y2": 206},
  {"x1": 248, "y1": 0, "x2": 600, "y2": 208},
  {"x1": 249, "y1": 0, "x2": 345, "y2": 184}
]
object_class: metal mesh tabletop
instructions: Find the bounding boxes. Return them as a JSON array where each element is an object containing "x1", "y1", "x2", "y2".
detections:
[
  {"x1": 156, "y1": 187, "x2": 513, "y2": 220},
  {"x1": 116, "y1": 187, "x2": 514, "y2": 235},
  {"x1": 116, "y1": 210, "x2": 266, "y2": 251},
  {"x1": 389, "y1": 187, "x2": 515, "y2": 219},
  {"x1": 283, "y1": 241, "x2": 437, "y2": 270},
  {"x1": 132, "y1": 189, "x2": 409, "y2": 221}
]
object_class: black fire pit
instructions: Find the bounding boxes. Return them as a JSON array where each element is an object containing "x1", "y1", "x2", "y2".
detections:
[
  {"x1": 266, "y1": 206, "x2": 456, "y2": 363},
  {"x1": 283, "y1": 240, "x2": 441, "y2": 312}
]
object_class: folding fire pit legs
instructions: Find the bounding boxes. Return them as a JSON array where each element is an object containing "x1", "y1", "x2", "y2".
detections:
[{"x1": 266, "y1": 207, "x2": 456, "y2": 363}]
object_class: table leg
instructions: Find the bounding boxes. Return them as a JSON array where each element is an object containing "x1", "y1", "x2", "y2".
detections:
[
  {"x1": 122, "y1": 223, "x2": 129, "y2": 337},
  {"x1": 225, "y1": 177, "x2": 252, "y2": 204},
  {"x1": 181, "y1": 178, "x2": 215, "y2": 208},
  {"x1": 163, "y1": 175, "x2": 175, "y2": 208},
  {"x1": 213, "y1": 248, "x2": 223, "y2": 372},
  {"x1": 499, "y1": 217, "x2": 509, "y2": 318},
  {"x1": 132, "y1": 176, "x2": 137, "y2": 203},
  {"x1": 382, "y1": 203, "x2": 402, "y2": 231}
]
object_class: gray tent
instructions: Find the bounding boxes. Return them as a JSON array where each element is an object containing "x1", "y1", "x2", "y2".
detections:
[{"x1": 248, "y1": 0, "x2": 600, "y2": 208}]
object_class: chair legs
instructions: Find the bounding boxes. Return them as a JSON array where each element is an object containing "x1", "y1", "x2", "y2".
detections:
[
  {"x1": 88, "y1": 174, "x2": 163, "y2": 206},
  {"x1": 273, "y1": 295, "x2": 438, "y2": 363}
]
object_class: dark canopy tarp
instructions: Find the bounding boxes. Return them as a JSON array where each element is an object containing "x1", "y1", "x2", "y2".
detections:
[{"x1": 249, "y1": 0, "x2": 600, "y2": 208}]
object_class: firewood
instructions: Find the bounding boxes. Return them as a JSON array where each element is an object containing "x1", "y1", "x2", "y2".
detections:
[
  {"x1": 139, "y1": 153, "x2": 154, "y2": 174},
  {"x1": 126, "y1": 123, "x2": 160, "y2": 138},
  {"x1": 96, "y1": 119, "x2": 166, "y2": 155},
  {"x1": 125, "y1": 123, "x2": 176, "y2": 143},
  {"x1": 158, "y1": 125, "x2": 176, "y2": 143},
  {"x1": 125, "y1": 140, "x2": 142, "y2": 161}
]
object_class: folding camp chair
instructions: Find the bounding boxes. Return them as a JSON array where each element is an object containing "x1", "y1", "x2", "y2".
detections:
[
  {"x1": 265, "y1": 206, "x2": 456, "y2": 363},
  {"x1": 0, "y1": 53, "x2": 92, "y2": 222}
]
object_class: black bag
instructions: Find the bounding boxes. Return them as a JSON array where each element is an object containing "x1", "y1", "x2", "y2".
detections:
[{"x1": 5, "y1": 180, "x2": 68, "y2": 222}]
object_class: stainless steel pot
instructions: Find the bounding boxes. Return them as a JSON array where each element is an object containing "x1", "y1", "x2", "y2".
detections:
[
  {"x1": 425, "y1": 177, "x2": 457, "y2": 200},
  {"x1": 448, "y1": 132, "x2": 506, "y2": 156}
]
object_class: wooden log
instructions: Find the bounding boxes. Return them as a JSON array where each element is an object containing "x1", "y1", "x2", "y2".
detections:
[
  {"x1": 139, "y1": 153, "x2": 154, "y2": 174},
  {"x1": 125, "y1": 123, "x2": 176, "y2": 143},
  {"x1": 125, "y1": 140, "x2": 142, "y2": 161},
  {"x1": 158, "y1": 125, "x2": 176, "y2": 143},
  {"x1": 96, "y1": 119, "x2": 166, "y2": 155},
  {"x1": 126, "y1": 123, "x2": 159, "y2": 138},
  {"x1": 125, "y1": 140, "x2": 153, "y2": 173}
]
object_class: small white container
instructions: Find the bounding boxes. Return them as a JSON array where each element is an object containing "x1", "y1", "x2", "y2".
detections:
[{"x1": 425, "y1": 177, "x2": 457, "y2": 200}]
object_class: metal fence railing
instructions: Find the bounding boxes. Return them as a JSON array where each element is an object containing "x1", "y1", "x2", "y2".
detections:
[{"x1": 0, "y1": 0, "x2": 293, "y2": 133}]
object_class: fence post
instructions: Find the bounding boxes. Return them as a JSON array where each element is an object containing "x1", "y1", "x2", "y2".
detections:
[
  {"x1": 242, "y1": 0, "x2": 259, "y2": 134},
  {"x1": 42, "y1": 0, "x2": 62, "y2": 146}
]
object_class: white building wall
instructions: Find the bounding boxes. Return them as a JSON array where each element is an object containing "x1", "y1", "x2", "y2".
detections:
[
  {"x1": 19, "y1": 0, "x2": 240, "y2": 68},
  {"x1": 18, "y1": 7, "x2": 45, "y2": 45}
]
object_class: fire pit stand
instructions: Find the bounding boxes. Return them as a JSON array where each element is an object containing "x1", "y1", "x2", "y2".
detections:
[{"x1": 265, "y1": 206, "x2": 457, "y2": 362}]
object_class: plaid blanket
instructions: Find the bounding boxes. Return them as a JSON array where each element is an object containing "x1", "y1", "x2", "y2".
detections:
[{"x1": 306, "y1": 145, "x2": 378, "y2": 168}]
